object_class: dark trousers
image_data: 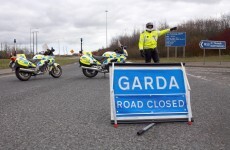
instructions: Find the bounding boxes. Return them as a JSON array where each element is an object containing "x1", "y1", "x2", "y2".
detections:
[{"x1": 144, "y1": 48, "x2": 160, "y2": 63}]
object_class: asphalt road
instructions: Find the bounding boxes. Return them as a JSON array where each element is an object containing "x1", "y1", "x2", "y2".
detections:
[{"x1": 0, "y1": 64, "x2": 229, "y2": 150}]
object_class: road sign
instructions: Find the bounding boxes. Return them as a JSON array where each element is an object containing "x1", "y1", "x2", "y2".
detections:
[
  {"x1": 110, "y1": 63, "x2": 192, "y2": 124},
  {"x1": 199, "y1": 40, "x2": 226, "y2": 49},
  {"x1": 165, "y1": 32, "x2": 186, "y2": 47},
  {"x1": 70, "y1": 49, "x2": 74, "y2": 53}
]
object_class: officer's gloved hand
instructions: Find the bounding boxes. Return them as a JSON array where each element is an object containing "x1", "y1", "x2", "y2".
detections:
[
  {"x1": 170, "y1": 27, "x2": 177, "y2": 31},
  {"x1": 140, "y1": 50, "x2": 145, "y2": 57}
]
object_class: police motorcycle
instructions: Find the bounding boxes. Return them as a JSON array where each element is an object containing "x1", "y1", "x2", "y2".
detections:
[
  {"x1": 79, "y1": 45, "x2": 128, "y2": 78},
  {"x1": 9, "y1": 53, "x2": 17, "y2": 71},
  {"x1": 14, "y1": 48, "x2": 62, "y2": 81}
]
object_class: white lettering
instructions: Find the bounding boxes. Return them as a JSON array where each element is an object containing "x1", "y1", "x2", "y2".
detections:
[
  {"x1": 159, "y1": 100, "x2": 165, "y2": 108},
  {"x1": 137, "y1": 101, "x2": 144, "y2": 108},
  {"x1": 117, "y1": 101, "x2": 122, "y2": 108},
  {"x1": 178, "y1": 100, "x2": 184, "y2": 107},
  {"x1": 131, "y1": 101, "x2": 137, "y2": 108},
  {"x1": 166, "y1": 100, "x2": 171, "y2": 107},
  {"x1": 172, "y1": 100, "x2": 177, "y2": 107},
  {"x1": 118, "y1": 76, "x2": 129, "y2": 90},
  {"x1": 118, "y1": 76, "x2": 180, "y2": 91},
  {"x1": 132, "y1": 76, "x2": 142, "y2": 90},
  {"x1": 169, "y1": 76, "x2": 179, "y2": 89},
  {"x1": 116, "y1": 101, "x2": 144, "y2": 109},
  {"x1": 154, "y1": 100, "x2": 159, "y2": 108},
  {"x1": 147, "y1": 101, "x2": 153, "y2": 108},
  {"x1": 123, "y1": 101, "x2": 130, "y2": 108},
  {"x1": 117, "y1": 100, "x2": 185, "y2": 109},
  {"x1": 144, "y1": 77, "x2": 154, "y2": 90},
  {"x1": 156, "y1": 76, "x2": 167, "y2": 89}
]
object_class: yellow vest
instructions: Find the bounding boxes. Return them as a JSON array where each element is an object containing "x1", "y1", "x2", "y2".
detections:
[{"x1": 139, "y1": 29, "x2": 170, "y2": 50}]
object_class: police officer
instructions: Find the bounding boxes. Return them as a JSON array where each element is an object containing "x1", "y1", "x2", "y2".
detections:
[{"x1": 139, "y1": 22, "x2": 177, "y2": 63}]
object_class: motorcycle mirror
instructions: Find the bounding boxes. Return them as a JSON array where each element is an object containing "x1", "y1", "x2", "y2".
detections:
[{"x1": 118, "y1": 40, "x2": 122, "y2": 47}]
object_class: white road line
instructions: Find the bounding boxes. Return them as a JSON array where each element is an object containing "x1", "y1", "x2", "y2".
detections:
[
  {"x1": 0, "y1": 74, "x2": 14, "y2": 78},
  {"x1": 187, "y1": 73, "x2": 211, "y2": 81}
]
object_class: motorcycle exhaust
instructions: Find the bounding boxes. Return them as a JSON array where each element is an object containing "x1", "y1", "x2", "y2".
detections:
[
  {"x1": 19, "y1": 68, "x2": 36, "y2": 73},
  {"x1": 81, "y1": 66, "x2": 109, "y2": 73},
  {"x1": 81, "y1": 66, "x2": 101, "y2": 71}
]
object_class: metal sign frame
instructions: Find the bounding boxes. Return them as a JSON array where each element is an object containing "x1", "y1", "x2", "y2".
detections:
[{"x1": 109, "y1": 63, "x2": 192, "y2": 124}]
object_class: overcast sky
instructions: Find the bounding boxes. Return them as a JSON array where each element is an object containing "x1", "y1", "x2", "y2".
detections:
[{"x1": 0, "y1": 0, "x2": 230, "y2": 54}]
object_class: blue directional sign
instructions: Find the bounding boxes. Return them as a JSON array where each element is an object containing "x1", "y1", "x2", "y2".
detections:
[
  {"x1": 165, "y1": 32, "x2": 186, "y2": 47},
  {"x1": 111, "y1": 66, "x2": 190, "y2": 119},
  {"x1": 199, "y1": 40, "x2": 226, "y2": 49}
]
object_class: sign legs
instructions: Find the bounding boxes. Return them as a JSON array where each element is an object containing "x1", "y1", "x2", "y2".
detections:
[
  {"x1": 219, "y1": 49, "x2": 222, "y2": 65},
  {"x1": 203, "y1": 49, "x2": 206, "y2": 65},
  {"x1": 167, "y1": 47, "x2": 169, "y2": 59}
]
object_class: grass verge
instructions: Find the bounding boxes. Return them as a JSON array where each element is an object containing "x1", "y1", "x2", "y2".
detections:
[{"x1": 129, "y1": 55, "x2": 230, "y2": 63}]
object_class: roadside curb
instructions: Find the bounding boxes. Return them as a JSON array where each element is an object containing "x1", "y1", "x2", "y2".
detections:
[
  {"x1": 0, "y1": 69, "x2": 14, "y2": 76},
  {"x1": 1, "y1": 62, "x2": 229, "y2": 76},
  {"x1": 186, "y1": 65, "x2": 230, "y2": 68},
  {"x1": 0, "y1": 62, "x2": 79, "y2": 76}
]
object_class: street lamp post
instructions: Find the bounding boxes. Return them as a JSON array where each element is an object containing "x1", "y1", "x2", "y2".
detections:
[
  {"x1": 58, "y1": 40, "x2": 60, "y2": 56},
  {"x1": 35, "y1": 31, "x2": 39, "y2": 54},
  {"x1": 32, "y1": 31, "x2": 35, "y2": 55},
  {"x1": 105, "y1": 10, "x2": 108, "y2": 48},
  {"x1": 14, "y1": 39, "x2": 16, "y2": 55},
  {"x1": 30, "y1": 28, "x2": 39, "y2": 56},
  {"x1": 30, "y1": 28, "x2": 31, "y2": 54}
]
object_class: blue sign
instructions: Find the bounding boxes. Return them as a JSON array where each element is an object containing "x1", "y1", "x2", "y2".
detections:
[
  {"x1": 165, "y1": 32, "x2": 186, "y2": 47},
  {"x1": 113, "y1": 68, "x2": 188, "y2": 117},
  {"x1": 113, "y1": 69, "x2": 185, "y2": 95},
  {"x1": 115, "y1": 95, "x2": 188, "y2": 117},
  {"x1": 199, "y1": 40, "x2": 226, "y2": 49}
]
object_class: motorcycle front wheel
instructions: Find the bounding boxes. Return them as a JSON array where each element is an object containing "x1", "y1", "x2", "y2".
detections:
[
  {"x1": 82, "y1": 68, "x2": 98, "y2": 78},
  {"x1": 15, "y1": 68, "x2": 31, "y2": 81},
  {"x1": 50, "y1": 65, "x2": 62, "y2": 78}
]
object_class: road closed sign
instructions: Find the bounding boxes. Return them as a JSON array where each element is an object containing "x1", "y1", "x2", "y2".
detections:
[{"x1": 109, "y1": 63, "x2": 192, "y2": 124}]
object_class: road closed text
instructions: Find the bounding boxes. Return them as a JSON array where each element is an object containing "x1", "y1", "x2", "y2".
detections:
[{"x1": 116, "y1": 99, "x2": 186, "y2": 109}]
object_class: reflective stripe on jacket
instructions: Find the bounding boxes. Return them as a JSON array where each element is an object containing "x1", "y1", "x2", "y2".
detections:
[{"x1": 139, "y1": 29, "x2": 170, "y2": 50}]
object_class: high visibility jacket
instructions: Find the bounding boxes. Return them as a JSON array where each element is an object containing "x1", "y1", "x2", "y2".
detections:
[{"x1": 139, "y1": 29, "x2": 170, "y2": 50}]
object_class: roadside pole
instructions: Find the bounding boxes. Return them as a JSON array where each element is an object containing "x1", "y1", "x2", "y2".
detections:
[
  {"x1": 14, "y1": 39, "x2": 16, "y2": 55},
  {"x1": 175, "y1": 47, "x2": 177, "y2": 58},
  {"x1": 203, "y1": 49, "x2": 206, "y2": 65},
  {"x1": 219, "y1": 49, "x2": 221, "y2": 65},
  {"x1": 80, "y1": 38, "x2": 83, "y2": 54},
  {"x1": 167, "y1": 47, "x2": 169, "y2": 59},
  {"x1": 183, "y1": 46, "x2": 185, "y2": 58}
]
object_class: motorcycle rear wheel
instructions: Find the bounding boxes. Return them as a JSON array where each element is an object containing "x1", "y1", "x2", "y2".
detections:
[
  {"x1": 82, "y1": 68, "x2": 98, "y2": 78},
  {"x1": 15, "y1": 68, "x2": 31, "y2": 81}
]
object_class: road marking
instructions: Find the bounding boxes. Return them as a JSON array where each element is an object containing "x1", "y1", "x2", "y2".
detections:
[
  {"x1": 187, "y1": 73, "x2": 211, "y2": 81},
  {"x1": 0, "y1": 74, "x2": 14, "y2": 78}
]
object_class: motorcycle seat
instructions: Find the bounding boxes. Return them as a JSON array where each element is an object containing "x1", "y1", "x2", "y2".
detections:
[
  {"x1": 92, "y1": 55, "x2": 108, "y2": 62},
  {"x1": 29, "y1": 59, "x2": 38, "y2": 64}
]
